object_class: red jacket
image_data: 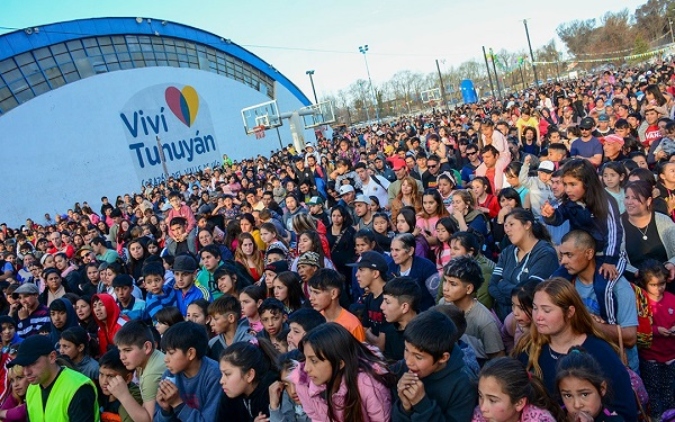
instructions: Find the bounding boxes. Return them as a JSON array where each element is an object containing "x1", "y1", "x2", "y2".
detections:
[{"x1": 92, "y1": 293, "x2": 128, "y2": 355}]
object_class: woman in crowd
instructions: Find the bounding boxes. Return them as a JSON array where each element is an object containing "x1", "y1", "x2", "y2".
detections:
[
  {"x1": 326, "y1": 205, "x2": 356, "y2": 288},
  {"x1": 234, "y1": 233, "x2": 265, "y2": 283},
  {"x1": 514, "y1": 278, "x2": 637, "y2": 421},
  {"x1": 389, "y1": 233, "x2": 439, "y2": 312},
  {"x1": 489, "y1": 209, "x2": 558, "y2": 321},
  {"x1": 390, "y1": 176, "x2": 423, "y2": 224},
  {"x1": 621, "y1": 180, "x2": 675, "y2": 289}
]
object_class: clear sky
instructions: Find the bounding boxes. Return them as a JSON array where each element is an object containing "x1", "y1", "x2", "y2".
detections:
[{"x1": 1, "y1": 0, "x2": 645, "y2": 100}]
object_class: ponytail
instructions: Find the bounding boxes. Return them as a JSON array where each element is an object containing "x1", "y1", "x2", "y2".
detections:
[
  {"x1": 480, "y1": 357, "x2": 564, "y2": 421},
  {"x1": 221, "y1": 337, "x2": 279, "y2": 386}
]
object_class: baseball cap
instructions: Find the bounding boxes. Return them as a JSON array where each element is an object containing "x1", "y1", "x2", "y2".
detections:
[
  {"x1": 7, "y1": 335, "x2": 55, "y2": 367},
  {"x1": 354, "y1": 194, "x2": 369, "y2": 204},
  {"x1": 307, "y1": 196, "x2": 324, "y2": 206},
  {"x1": 346, "y1": 251, "x2": 389, "y2": 279},
  {"x1": 601, "y1": 134, "x2": 625, "y2": 146},
  {"x1": 598, "y1": 114, "x2": 610, "y2": 122},
  {"x1": 264, "y1": 260, "x2": 289, "y2": 274},
  {"x1": 173, "y1": 255, "x2": 198, "y2": 272},
  {"x1": 579, "y1": 117, "x2": 595, "y2": 129},
  {"x1": 537, "y1": 161, "x2": 555, "y2": 173},
  {"x1": 338, "y1": 185, "x2": 355, "y2": 196},
  {"x1": 12, "y1": 283, "x2": 39, "y2": 297},
  {"x1": 297, "y1": 251, "x2": 320, "y2": 268}
]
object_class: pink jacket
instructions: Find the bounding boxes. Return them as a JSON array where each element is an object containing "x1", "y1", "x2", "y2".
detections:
[
  {"x1": 472, "y1": 404, "x2": 556, "y2": 422},
  {"x1": 289, "y1": 362, "x2": 391, "y2": 422}
]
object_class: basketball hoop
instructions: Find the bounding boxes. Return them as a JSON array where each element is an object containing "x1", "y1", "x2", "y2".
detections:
[{"x1": 253, "y1": 125, "x2": 266, "y2": 139}]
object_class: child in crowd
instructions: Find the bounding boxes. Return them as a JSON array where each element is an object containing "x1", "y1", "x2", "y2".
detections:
[
  {"x1": 273, "y1": 271, "x2": 306, "y2": 314},
  {"x1": 379, "y1": 277, "x2": 421, "y2": 361},
  {"x1": 433, "y1": 304, "x2": 480, "y2": 382},
  {"x1": 172, "y1": 255, "x2": 211, "y2": 316},
  {"x1": 207, "y1": 295, "x2": 254, "y2": 361},
  {"x1": 286, "y1": 308, "x2": 326, "y2": 351},
  {"x1": 143, "y1": 261, "x2": 178, "y2": 323},
  {"x1": 416, "y1": 189, "x2": 450, "y2": 256},
  {"x1": 258, "y1": 298, "x2": 288, "y2": 342},
  {"x1": 307, "y1": 269, "x2": 365, "y2": 342},
  {"x1": 393, "y1": 310, "x2": 477, "y2": 422},
  {"x1": 372, "y1": 212, "x2": 394, "y2": 253},
  {"x1": 347, "y1": 251, "x2": 390, "y2": 350},
  {"x1": 216, "y1": 339, "x2": 279, "y2": 420},
  {"x1": 59, "y1": 326, "x2": 99, "y2": 380},
  {"x1": 263, "y1": 260, "x2": 290, "y2": 298},
  {"x1": 473, "y1": 357, "x2": 561, "y2": 422},
  {"x1": 268, "y1": 350, "x2": 310, "y2": 422},
  {"x1": 441, "y1": 256, "x2": 505, "y2": 362},
  {"x1": 520, "y1": 155, "x2": 554, "y2": 216},
  {"x1": 636, "y1": 260, "x2": 675, "y2": 418},
  {"x1": 154, "y1": 307, "x2": 184, "y2": 338},
  {"x1": 47, "y1": 297, "x2": 79, "y2": 348},
  {"x1": 154, "y1": 321, "x2": 222, "y2": 421},
  {"x1": 113, "y1": 274, "x2": 146, "y2": 321},
  {"x1": 434, "y1": 217, "x2": 458, "y2": 275},
  {"x1": 600, "y1": 162, "x2": 627, "y2": 215},
  {"x1": 447, "y1": 231, "x2": 494, "y2": 309},
  {"x1": 0, "y1": 364, "x2": 27, "y2": 421},
  {"x1": 92, "y1": 293, "x2": 128, "y2": 356},
  {"x1": 213, "y1": 264, "x2": 251, "y2": 299},
  {"x1": 98, "y1": 347, "x2": 143, "y2": 422},
  {"x1": 501, "y1": 281, "x2": 537, "y2": 353},
  {"x1": 541, "y1": 159, "x2": 623, "y2": 281},
  {"x1": 240, "y1": 285, "x2": 265, "y2": 334},
  {"x1": 112, "y1": 321, "x2": 166, "y2": 422},
  {"x1": 185, "y1": 299, "x2": 212, "y2": 337},
  {"x1": 556, "y1": 347, "x2": 624, "y2": 421},
  {"x1": 290, "y1": 323, "x2": 395, "y2": 422}
]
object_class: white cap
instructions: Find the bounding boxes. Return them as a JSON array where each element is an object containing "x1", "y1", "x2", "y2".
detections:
[
  {"x1": 338, "y1": 185, "x2": 355, "y2": 196},
  {"x1": 354, "y1": 194, "x2": 369, "y2": 204},
  {"x1": 538, "y1": 160, "x2": 555, "y2": 173}
]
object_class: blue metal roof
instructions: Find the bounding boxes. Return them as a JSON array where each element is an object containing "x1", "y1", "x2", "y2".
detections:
[{"x1": 0, "y1": 17, "x2": 311, "y2": 106}]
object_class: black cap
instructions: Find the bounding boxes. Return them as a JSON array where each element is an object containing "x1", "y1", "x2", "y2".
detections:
[
  {"x1": 110, "y1": 209, "x2": 123, "y2": 218},
  {"x1": 112, "y1": 274, "x2": 134, "y2": 288},
  {"x1": 579, "y1": 117, "x2": 595, "y2": 129},
  {"x1": 8, "y1": 335, "x2": 55, "y2": 367},
  {"x1": 346, "y1": 251, "x2": 389, "y2": 279},
  {"x1": 173, "y1": 255, "x2": 198, "y2": 272},
  {"x1": 264, "y1": 260, "x2": 289, "y2": 274}
]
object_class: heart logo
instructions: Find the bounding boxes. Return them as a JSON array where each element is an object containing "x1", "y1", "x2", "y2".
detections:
[{"x1": 165, "y1": 86, "x2": 199, "y2": 127}]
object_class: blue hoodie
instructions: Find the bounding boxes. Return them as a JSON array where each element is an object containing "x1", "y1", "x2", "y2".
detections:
[{"x1": 47, "y1": 297, "x2": 79, "y2": 348}]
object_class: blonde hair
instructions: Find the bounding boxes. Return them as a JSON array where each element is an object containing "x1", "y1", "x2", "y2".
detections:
[
  {"x1": 8, "y1": 365, "x2": 23, "y2": 379},
  {"x1": 512, "y1": 278, "x2": 618, "y2": 378},
  {"x1": 291, "y1": 214, "x2": 317, "y2": 234}
]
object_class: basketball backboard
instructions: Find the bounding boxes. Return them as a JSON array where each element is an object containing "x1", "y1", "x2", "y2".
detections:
[
  {"x1": 300, "y1": 101, "x2": 336, "y2": 129},
  {"x1": 421, "y1": 88, "x2": 441, "y2": 103},
  {"x1": 241, "y1": 100, "x2": 282, "y2": 135}
]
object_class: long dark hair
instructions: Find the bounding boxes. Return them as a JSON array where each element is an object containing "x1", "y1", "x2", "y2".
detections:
[
  {"x1": 480, "y1": 357, "x2": 564, "y2": 421},
  {"x1": 561, "y1": 159, "x2": 609, "y2": 220},
  {"x1": 299, "y1": 323, "x2": 395, "y2": 422},
  {"x1": 220, "y1": 338, "x2": 279, "y2": 396},
  {"x1": 505, "y1": 209, "x2": 551, "y2": 242},
  {"x1": 274, "y1": 271, "x2": 306, "y2": 312}
]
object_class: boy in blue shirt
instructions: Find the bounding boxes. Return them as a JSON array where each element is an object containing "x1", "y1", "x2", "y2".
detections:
[
  {"x1": 154, "y1": 321, "x2": 222, "y2": 422},
  {"x1": 172, "y1": 255, "x2": 210, "y2": 316},
  {"x1": 143, "y1": 261, "x2": 178, "y2": 323},
  {"x1": 113, "y1": 274, "x2": 146, "y2": 321}
]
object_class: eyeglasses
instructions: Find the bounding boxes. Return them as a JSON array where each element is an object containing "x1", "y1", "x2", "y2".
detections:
[
  {"x1": 467, "y1": 151, "x2": 478, "y2": 156},
  {"x1": 580, "y1": 127, "x2": 592, "y2": 131},
  {"x1": 428, "y1": 163, "x2": 438, "y2": 168}
]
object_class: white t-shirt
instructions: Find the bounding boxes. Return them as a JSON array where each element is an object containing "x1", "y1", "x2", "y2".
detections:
[{"x1": 361, "y1": 175, "x2": 390, "y2": 207}]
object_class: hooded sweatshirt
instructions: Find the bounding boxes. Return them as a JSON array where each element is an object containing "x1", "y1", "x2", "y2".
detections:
[
  {"x1": 92, "y1": 293, "x2": 128, "y2": 355},
  {"x1": 47, "y1": 298, "x2": 79, "y2": 348}
]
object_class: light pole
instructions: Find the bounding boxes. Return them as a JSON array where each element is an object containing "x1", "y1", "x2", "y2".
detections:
[
  {"x1": 523, "y1": 19, "x2": 539, "y2": 87},
  {"x1": 359, "y1": 45, "x2": 380, "y2": 123},
  {"x1": 305, "y1": 70, "x2": 318, "y2": 104}
]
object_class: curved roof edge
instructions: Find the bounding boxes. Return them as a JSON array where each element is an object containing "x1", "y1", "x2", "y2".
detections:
[{"x1": 0, "y1": 17, "x2": 311, "y2": 107}]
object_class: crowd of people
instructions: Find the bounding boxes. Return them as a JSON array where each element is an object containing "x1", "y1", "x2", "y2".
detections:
[{"x1": 0, "y1": 63, "x2": 675, "y2": 422}]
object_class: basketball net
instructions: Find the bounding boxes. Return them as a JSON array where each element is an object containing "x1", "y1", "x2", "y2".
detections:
[{"x1": 254, "y1": 125, "x2": 266, "y2": 139}]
